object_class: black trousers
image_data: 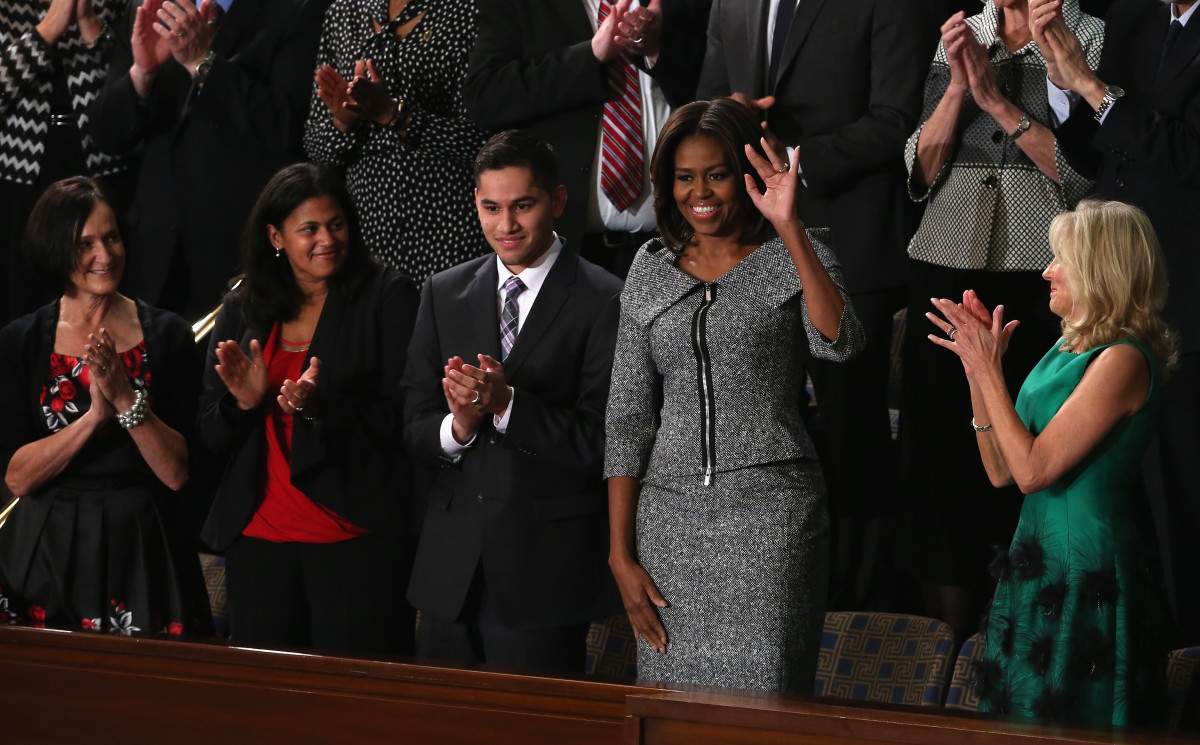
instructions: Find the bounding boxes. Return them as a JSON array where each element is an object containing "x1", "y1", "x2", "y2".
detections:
[
  {"x1": 224, "y1": 533, "x2": 416, "y2": 656},
  {"x1": 1144, "y1": 351, "x2": 1200, "y2": 644},
  {"x1": 416, "y1": 563, "x2": 589, "y2": 674}
]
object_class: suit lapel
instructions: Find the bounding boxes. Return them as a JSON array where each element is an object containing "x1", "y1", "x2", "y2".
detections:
[
  {"x1": 1158, "y1": 12, "x2": 1200, "y2": 87},
  {"x1": 747, "y1": 0, "x2": 769, "y2": 95},
  {"x1": 500, "y1": 248, "x2": 578, "y2": 381},
  {"x1": 773, "y1": 0, "x2": 829, "y2": 94},
  {"x1": 211, "y1": 0, "x2": 262, "y2": 59},
  {"x1": 466, "y1": 257, "x2": 503, "y2": 361},
  {"x1": 308, "y1": 277, "x2": 350, "y2": 379}
]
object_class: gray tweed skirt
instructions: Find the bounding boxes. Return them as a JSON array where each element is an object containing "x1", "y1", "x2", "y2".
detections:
[{"x1": 636, "y1": 460, "x2": 829, "y2": 693}]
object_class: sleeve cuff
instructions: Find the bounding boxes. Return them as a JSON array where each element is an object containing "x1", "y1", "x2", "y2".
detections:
[
  {"x1": 439, "y1": 413, "x2": 473, "y2": 461},
  {"x1": 1045, "y1": 77, "x2": 1077, "y2": 127},
  {"x1": 492, "y1": 387, "x2": 514, "y2": 433}
]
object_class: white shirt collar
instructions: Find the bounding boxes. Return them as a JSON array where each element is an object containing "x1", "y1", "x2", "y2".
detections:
[
  {"x1": 1173, "y1": 2, "x2": 1200, "y2": 26},
  {"x1": 495, "y1": 234, "x2": 563, "y2": 295}
]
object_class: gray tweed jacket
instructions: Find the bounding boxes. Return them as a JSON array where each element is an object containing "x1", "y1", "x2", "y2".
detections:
[{"x1": 604, "y1": 231, "x2": 864, "y2": 483}]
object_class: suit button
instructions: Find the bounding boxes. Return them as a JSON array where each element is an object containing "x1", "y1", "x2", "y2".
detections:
[
  {"x1": 982, "y1": 175, "x2": 998, "y2": 188},
  {"x1": 1115, "y1": 178, "x2": 1125, "y2": 188},
  {"x1": 489, "y1": 434, "x2": 498, "y2": 444},
  {"x1": 992, "y1": 130, "x2": 1004, "y2": 144},
  {"x1": 477, "y1": 493, "x2": 484, "y2": 503}
]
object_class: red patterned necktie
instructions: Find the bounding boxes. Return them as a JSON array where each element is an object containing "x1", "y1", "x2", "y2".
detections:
[{"x1": 597, "y1": 0, "x2": 644, "y2": 212}]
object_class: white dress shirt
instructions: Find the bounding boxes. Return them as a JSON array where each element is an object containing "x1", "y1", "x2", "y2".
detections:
[
  {"x1": 439, "y1": 237, "x2": 565, "y2": 459},
  {"x1": 583, "y1": 0, "x2": 670, "y2": 233}
]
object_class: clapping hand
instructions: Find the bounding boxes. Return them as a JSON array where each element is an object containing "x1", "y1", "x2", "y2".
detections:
[
  {"x1": 592, "y1": 0, "x2": 633, "y2": 63},
  {"x1": 346, "y1": 59, "x2": 403, "y2": 127},
  {"x1": 315, "y1": 64, "x2": 360, "y2": 131},
  {"x1": 83, "y1": 329, "x2": 138, "y2": 412},
  {"x1": 214, "y1": 339, "x2": 269, "y2": 410},
  {"x1": 278, "y1": 357, "x2": 320, "y2": 418},
  {"x1": 941, "y1": 12, "x2": 970, "y2": 95},
  {"x1": 959, "y1": 29, "x2": 1006, "y2": 115},
  {"x1": 153, "y1": 0, "x2": 219, "y2": 74},
  {"x1": 613, "y1": 0, "x2": 663, "y2": 61},
  {"x1": 1029, "y1": 0, "x2": 1068, "y2": 87},
  {"x1": 927, "y1": 290, "x2": 1019, "y2": 377}
]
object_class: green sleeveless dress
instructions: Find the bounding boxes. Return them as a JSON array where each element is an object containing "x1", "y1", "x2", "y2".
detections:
[{"x1": 975, "y1": 337, "x2": 1169, "y2": 725}]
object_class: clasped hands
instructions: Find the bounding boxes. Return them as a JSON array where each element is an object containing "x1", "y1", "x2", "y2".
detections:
[
  {"x1": 1027, "y1": 0, "x2": 1100, "y2": 99},
  {"x1": 36, "y1": 0, "x2": 103, "y2": 47},
  {"x1": 592, "y1": 0, "x2": 663, "y2": 64},
  {"x1": 443, "y1": 354, "x2": 511, "y2": 446},
  {"x1": 214, "y1": 339, "x2": 320, "y2": 417},
  {"x1": 81, "y1": 329, "x2": 138, "y2": 423},
  {"x1": 315, "y1": 59, "x2": 407, "y2": 134},
  {"x1": 926, "y1": 290, "x2": 1020, "y2": 378}
]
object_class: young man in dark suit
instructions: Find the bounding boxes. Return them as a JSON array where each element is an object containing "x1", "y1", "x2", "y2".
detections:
[
  {"x1": 697, "y1": 0, "x2": 927, "y2": 608},
  {"x1": 402, "y1": 131, "x2": 623, "y2": 673},
  {"x1": 1035, "y1": 0, "x2": 1200, "y2": 643}
]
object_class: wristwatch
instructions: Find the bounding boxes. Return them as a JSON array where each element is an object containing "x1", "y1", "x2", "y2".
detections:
[
  {"x1": 1009, "y1": 112, "x2": 1031, "y2": 140},
  {"x1": 1094, "y1": 85, "x2": 1125, "y2": 122},
  {"x1": 191, "y1": 50, "x2": 216, "y2": 86}
]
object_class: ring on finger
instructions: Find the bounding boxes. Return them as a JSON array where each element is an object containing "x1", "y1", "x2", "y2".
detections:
[
  {"x1": 948, "y1": 326, "x2": 958, "y2": 341},
  {"x1": 777, "y1": 162, "x2": 790, "y2": 174},
  {"x1": 471, "y1": 392, "x2": 482, "y2": 405},
  {"x1": 632, "y1": 35, "x2": 644, "y2": 44}
]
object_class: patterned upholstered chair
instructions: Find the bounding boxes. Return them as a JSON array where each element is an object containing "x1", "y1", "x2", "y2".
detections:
[
  {"x1": 944, "y1": 632, "x2": 987, "y2": 711},
  {"x1": 586, "y1": 614, "x2": 638, "y2": 678},
  {"x1": 814, "y1": 611, "x2": 956, "y2": 706},
  {"x1": 199, "y1": 552, "x2": 230, "y2": 638},
  {"x1": 1167, "y1": 646, "x2": 1200, "y2": 731}
]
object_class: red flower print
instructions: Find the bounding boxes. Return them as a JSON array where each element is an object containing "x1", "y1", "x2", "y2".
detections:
[
  {"x1": 50, "y1": 398, "x2": 64, "y2": 413},
  {"x1": 49, "y1": 355, "x2": 71, "y2": 377},
  {"x1": 82, "y1": 618, "x2": 96, "y2": 630},
  {"x1": 58, "y1": 379, "x2": 76, "y2": 401},
  {"x1": 167, "y1": 622, "x2": 183, "y2": 636},
  {"x1": 39, "y1": 388, "x2": 46, "y2": 404},
  {"x1": 125, "y1": 346, "x2": 144, "y2": 378},
  {"x1": 29, "y1": 605, "x2": 44, "y2": 622}
]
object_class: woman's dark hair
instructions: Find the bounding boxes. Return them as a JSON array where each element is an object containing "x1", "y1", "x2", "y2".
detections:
[
  {"x1": 21, "y1": 177, "x2": 113, "y2": 293},
  {"x1": 238, "y1": 163, "x2": 374, "y2": 326},
  {"x1": 651, "y1": 99, "x2": 774, "y2": 248},
  {"x1": 473, "y1": 129, "x2": 559, "y2": 195}
]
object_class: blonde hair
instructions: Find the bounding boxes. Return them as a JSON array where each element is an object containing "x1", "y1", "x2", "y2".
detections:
[{"x1": 1048, "y1": 200, "x2": 1177, "y2": 372}]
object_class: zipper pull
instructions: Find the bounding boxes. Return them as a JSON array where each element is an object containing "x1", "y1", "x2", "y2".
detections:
[
  {"x1": 705, "y1": 283, "x2": 712, "y2": 302},
  {"x1": 704, "y1": 466, "x2": 713, "y2": 486}
]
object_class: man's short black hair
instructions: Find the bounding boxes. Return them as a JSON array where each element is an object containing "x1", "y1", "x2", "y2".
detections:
[{"x1": 473, "y1": 130, "x2": 560, "y2": 194}]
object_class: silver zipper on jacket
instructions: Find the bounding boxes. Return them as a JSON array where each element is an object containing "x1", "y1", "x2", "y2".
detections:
[{"x1": 691, "y1": 282, "x2": 717, "y2": 486}]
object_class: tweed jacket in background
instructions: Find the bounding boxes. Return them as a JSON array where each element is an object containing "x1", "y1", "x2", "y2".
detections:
[
  {"x1": 604, "y1": 231, "x2": 864, "y2": 482},
  {"x1": 903, "y1": 0, "x2": 1104, "y2": 271},
  {"x1": 0, "y1": 0, "x2": 132, "y2": 184}
]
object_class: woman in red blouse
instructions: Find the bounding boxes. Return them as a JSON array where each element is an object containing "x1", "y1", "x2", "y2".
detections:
[{"x1": 199, "y1": 164, "x2": 419, "y2": 654}]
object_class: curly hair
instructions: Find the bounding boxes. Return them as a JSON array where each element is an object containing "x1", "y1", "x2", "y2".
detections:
[{"x1": 1048, "y1": 200, "x2": 1177, "y2": 373}]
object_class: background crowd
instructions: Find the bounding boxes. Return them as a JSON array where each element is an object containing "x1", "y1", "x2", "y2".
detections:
[{"x1": 1, "y1": 0, "x2": 1198, "y2": 729}]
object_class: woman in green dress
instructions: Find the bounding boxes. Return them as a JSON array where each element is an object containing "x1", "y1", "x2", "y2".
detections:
[{"x1": 927, "y1": 199, "x2": 1176, "y2": 725}]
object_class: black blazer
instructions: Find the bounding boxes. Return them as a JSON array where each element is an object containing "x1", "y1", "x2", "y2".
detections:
[
  {"x1": 1056, "y1": 0, "x2": 1200, "y2": 353},
  {"x1": 697, "y1": 0, "x2": 926, "y2": 295},
  {"x1": 88, "y1": 0, "x2": 330, "y2": 320},
  {"x1": 197, "y1": 265, "x2": 419, "y2": 551},
  {"x1": 402, "y1": 247, "x2": 622, "y2": 631},
  {"x1": 461, "y1": 0, "x2": 711, "y2": 252}
]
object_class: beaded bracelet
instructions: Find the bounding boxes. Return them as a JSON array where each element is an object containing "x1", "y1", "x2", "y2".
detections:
[{"x1": 117, "y1": 388, "x2": 149, "y2": 430}]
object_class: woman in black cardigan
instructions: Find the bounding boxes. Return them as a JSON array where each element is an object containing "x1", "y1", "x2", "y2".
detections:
[
  {"x1": 199, "y1": 164, "x2": 419, "y2": 654},
  {"x1": 0, "y1": 177, "x2": 208, "y2": 635}
]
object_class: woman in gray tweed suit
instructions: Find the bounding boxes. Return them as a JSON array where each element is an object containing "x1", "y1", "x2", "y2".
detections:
[{"x1": 604, "y1": 99, "x2": 864, "y2": 692}]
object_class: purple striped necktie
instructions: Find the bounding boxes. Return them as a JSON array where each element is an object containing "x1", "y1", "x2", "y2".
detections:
[
  {"x1": 598, "y1": 0, "x2": 644, "y2": 212},
  {"x1": 500, "y1": 275, "x2": 526, "y2": 360}
]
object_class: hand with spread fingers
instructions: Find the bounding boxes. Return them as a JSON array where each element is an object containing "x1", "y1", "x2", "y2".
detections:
[
  {"x1": 83, "y1": 329, "x2": 139, "y2": 413},
  {"x1": 153, "y1": 0, "x2": 218, "y2": 74},
  {"x1": 927, "y1": 290, "x2": 1020, "y2": 377},
  {"x1": 609, "y1": 556, "x2": 669, "y2": 653},
  {"x1": 592, "y1": 0, "x2": 632, "y2": 63},
  {"x1": 729, "y1": 92, "x2": 776, "y2": 117},
  {"x1": 743, "y1": 137, "x2": 799, "y2": 232},
  {"x1": 214, "y1": 339, "x2": 269, "y2": 411},
  {"x1": 614, "y1": 0, "x2": 662, "y2": 60},
  {"x1": 278, "y1": 356, "x2": 320, "y2": 418}
]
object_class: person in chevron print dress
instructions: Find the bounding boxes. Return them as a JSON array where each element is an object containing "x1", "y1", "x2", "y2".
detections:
[{"x1": 0, "y1": 0, "x2": 134, "y2": 326}]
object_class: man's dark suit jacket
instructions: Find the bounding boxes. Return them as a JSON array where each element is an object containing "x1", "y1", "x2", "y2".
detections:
[
  {"x1": 88, "y1": 0, "x2": 329, "y2": 321},
  {"x1": 197, "y1": 265, "x2": 419, "y2": 552},
  {"x1": 697, "y1": 0, "x2": 925, "y2": 295},
  {"x1": 461, "y1": 0, "x2": 711, "y2": 252},
  {"x1": 402, "y1": 247, "x2": 622, "y2": 632},
  {"x1": 1058, "y1": 0, "x2": 1200, "y2": 353}
]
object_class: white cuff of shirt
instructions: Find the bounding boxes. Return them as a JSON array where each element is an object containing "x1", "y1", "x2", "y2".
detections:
[
  {"x1": 439, "y1": 413, "x2": 474, "y2": 461},
  {"x1": 785, "y1": 146, "x2": 808, "y2": 187},
  {"x1": 1045, "y1": 76, "x2": 1078, "y2": 127},
  {"x1": 493, "y1": 387, "x2": 514, "y2": 433}
]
